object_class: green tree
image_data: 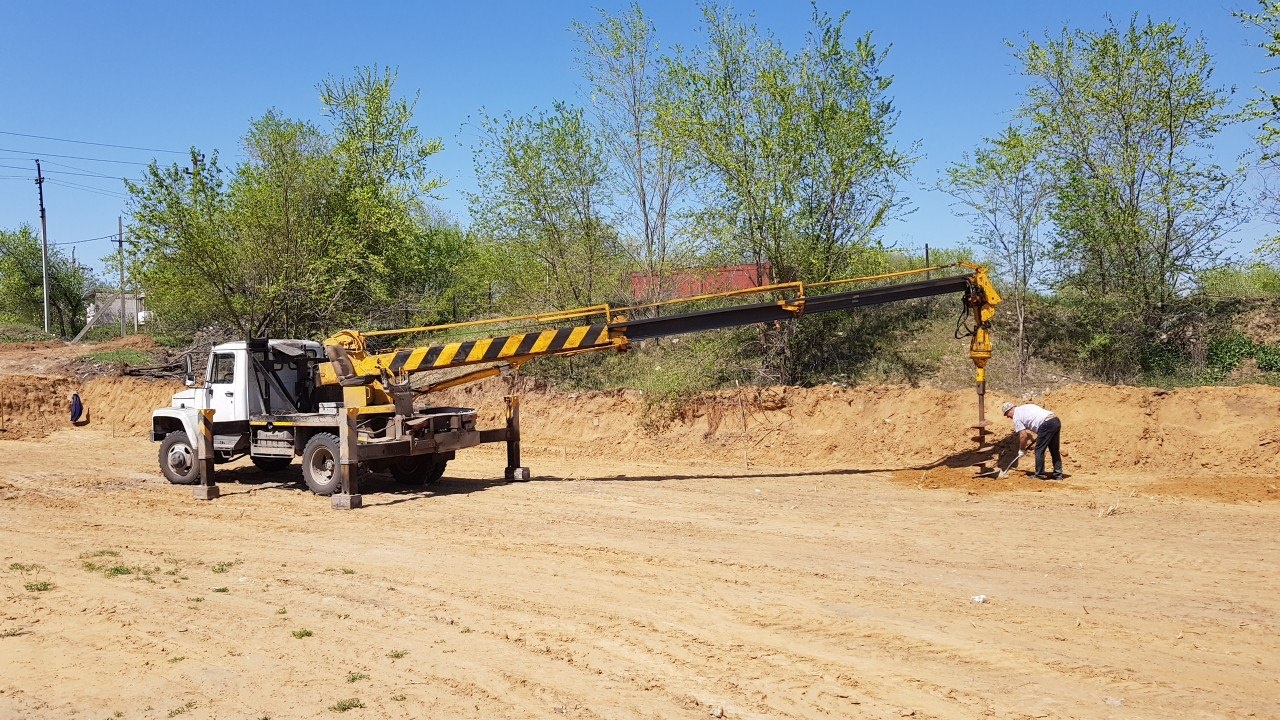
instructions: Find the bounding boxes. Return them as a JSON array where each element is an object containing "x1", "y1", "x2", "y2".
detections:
[
  {"x1": 1236, "y1": 1, "x2": 1280, "y2": 255},
  {"x1": 380, "y1": 209, "x2": 475, "y2": 326},
  {"x1": 126, "y1": 150, "x2": 244, "y2": 333},
  {"x1": 128, "y1": 67, "x2": 458, "y2": 338},
  {"x1": 1013, "y1": 16, "x2": 1242, "y2": 377},
  {"x1": 318, "y1": 64, "x2": 448, "y2": 328},
  {"x1": 0, "y1": 224, "x2": 97, "y2": 337},
  {"x1": 228, "y1": 111, "x2": 340, "y2": 336},
  {"x1": 573, "y1": 3, "x2": 688, "y2": 303},
  {"x1": 661, "y1": 5, "x2": 913, "y2": 286},
  {"x1": 470, "y1": 102, "x2": 624, "y2": 311},
  {"x1": 1236, "y1": 1, "x2": 1280, "y2": 153},
  {"x1": 660, "y1": 4, "x2": 914, "y2": 382},
  {"x1": 944, "y1": 127, "x2": 1052, "y2": 382}
]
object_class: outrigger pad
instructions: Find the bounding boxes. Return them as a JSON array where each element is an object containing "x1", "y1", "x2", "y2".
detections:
[
  {"x1": 331, "y1": 493, "x2": 362, "y2": 510},
  {"x1": 193, "y1": 485, "x2": 220, "y2": 501},
  {"x1": 505, "y1": 467, "x2": 531, "y2": 482}
]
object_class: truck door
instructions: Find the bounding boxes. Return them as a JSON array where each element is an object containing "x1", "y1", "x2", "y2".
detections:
[{"x1": 207, "y1": 351, "x2": 244, "y2": 423}]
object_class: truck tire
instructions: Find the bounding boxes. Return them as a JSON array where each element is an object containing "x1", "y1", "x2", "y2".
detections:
[
  {"x1": 252, "y1": 456, "x2": 292, "y2": 472},
  {"x1": 301, "y1": 432, "x2": 342, "y2": 496},
  {"x1": 389, "y1": 456, "x2": 447, "y2": 485},
  {"x1": 159, "y1": 431, "x2": 200, "y2": 485}
]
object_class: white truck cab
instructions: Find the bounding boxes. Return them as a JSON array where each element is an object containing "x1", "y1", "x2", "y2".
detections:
[{"x1": 151, "y1": 339, "x2": 324, "y2": 483}]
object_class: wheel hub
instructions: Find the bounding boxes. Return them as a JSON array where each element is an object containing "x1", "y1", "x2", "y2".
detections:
[
  {"x1": 168, "y1": 444, "x2": 193, "y2": 473},
  {"x1": 312, "y1": 450, "x2": 334, "y2": 481}
]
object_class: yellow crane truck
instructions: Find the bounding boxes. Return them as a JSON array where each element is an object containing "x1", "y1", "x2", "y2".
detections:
[{"x1": 150, "y1": 263, "x2": 1000, "y2": 504}]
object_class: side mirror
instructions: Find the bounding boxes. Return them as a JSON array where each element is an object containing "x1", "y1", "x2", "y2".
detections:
[{"x1": 184, "y1": 354, "x2": 195, "y2": 387}]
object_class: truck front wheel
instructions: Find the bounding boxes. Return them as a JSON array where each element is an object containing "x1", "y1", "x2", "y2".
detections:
[
  {"x1": 301, "y1": 433, "x2": 342, "y2": 495},
  {"x1": 159, "y1": 431, "x2": 200, "y2": 485}
]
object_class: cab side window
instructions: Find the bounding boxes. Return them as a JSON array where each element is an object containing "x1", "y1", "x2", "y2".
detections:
[{"x1": 210, "y1": 353, "x2": 236, "y2": 384}]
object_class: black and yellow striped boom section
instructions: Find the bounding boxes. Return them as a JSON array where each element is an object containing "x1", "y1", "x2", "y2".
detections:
[{"x1": 320, "y1": 324, "x2": 616, "y2": 384}]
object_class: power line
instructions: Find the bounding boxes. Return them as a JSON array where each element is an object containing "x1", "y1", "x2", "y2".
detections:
[
  {"x1": 0, "y1": 147, "x2": 151, "y2": 165},
  {"x1": 0, "y1": 129, "x2": 186, "y2": 154},
  {"x1": 46, "y1": 179, "x2": 128, "y2": 198},
  {"x1": 45, "y1": 178, "x2": 129, "y2": 199},
  {"x1": 42, "y1": 159, "x2": 126, "y2": 178},
  {"x1": 0, "y1": 163, "x2": 136, "y2": 180},
  {"x1": 53, "y1": 232, "x2": 120, "y2": 246}
]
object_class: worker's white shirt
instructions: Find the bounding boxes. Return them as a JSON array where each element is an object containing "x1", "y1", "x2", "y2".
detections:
[{"x1": 1011, "y1": 404, "x2": 1055, "y2": 433}]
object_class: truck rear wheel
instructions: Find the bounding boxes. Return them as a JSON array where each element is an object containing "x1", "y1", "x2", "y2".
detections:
[
  {"x1": 159, "y1": 431, "x2": 200, "y2": 485},
  {"x1": 389, "y1": 456, "x2": 447, "y2": 485},
  {"x1": 301, "y1": 433, "x2": 342, "y2": 495}
]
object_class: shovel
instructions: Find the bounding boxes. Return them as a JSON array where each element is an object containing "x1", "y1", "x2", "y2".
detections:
[
  {"x1": 996, "y1": 451, "x2": 1025, "y2": 479},
  {"x1": 978, "y1": 451, "x2": 1024, "y2": 478}
]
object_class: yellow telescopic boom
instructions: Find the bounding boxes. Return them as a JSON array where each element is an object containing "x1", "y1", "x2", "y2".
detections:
[{"x1": 318, "y1": 263, "x2": 1000, "y2": 439}]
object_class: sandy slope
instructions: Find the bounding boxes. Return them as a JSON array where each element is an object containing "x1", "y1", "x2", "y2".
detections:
[{"x1": 0, "y1": 351, "x2": 1277, "y2": 719}]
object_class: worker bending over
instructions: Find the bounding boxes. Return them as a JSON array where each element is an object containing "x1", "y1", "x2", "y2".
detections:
[{"x1": 1001, "y1": 401, "x2": 1063, "y2": 480}]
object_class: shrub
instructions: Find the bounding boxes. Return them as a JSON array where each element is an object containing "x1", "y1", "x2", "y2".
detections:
[
  {"x1": 1255, "y1": 343, "x2": 1280, "y2": 373},
  {"x1": 1207, "y1": 331, "x2": 1255, "y2": 373}
]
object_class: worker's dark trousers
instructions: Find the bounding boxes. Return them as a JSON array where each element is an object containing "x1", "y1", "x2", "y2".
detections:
[{"x1": 1035, "y1": 417, "x2": 1063, "y2": 476}]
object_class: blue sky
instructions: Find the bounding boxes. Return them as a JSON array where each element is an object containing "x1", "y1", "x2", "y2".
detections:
[{"x1": 0, "y1": 0, "x2": 1271, "y2": 275}]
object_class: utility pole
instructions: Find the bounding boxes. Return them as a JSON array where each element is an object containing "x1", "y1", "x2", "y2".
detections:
[
  {"x1": 35, "y1": 160, "x2": 50, "y2": 333},
  {"x1": 118, "y1": 216, "x2": 126, "y2": 337}
]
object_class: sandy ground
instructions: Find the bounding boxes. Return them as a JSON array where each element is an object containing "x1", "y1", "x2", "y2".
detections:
[
  {"x1": 2, "y1": 429, "x2": 1277, "y2": 719},
  {"x1": 0, "y1": 341, "x2": 1277, "y2": 719}
]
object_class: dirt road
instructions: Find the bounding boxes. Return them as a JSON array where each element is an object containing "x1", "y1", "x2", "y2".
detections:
[{"x1": 2, "y1": 415, "x2": 1277, "y2": 719}]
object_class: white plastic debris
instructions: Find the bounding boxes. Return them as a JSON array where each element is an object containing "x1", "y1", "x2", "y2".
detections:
[{"x1": 971, "y1": 594, "x2": 987, "y2": 603}]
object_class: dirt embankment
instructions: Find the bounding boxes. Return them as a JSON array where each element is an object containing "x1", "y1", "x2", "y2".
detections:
[
  {"x1": 0, "y1": 376, "x2": 176, "y2": 439},
  {"x1": 2, "y1": 338, "x2": 1276, "y2": 501},
  {"x1": 434, "y1": 380, "x2": 1280, "y2": 479}
]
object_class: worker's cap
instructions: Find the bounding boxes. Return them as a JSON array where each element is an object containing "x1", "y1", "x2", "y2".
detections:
[{"x1": 1000, "y1": 402, "x2": 1015, "y2": 415}]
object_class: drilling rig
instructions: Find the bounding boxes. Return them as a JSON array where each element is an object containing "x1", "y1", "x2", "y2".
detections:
[{"x1": 151, "y1": 263, "x2": 1000, "y2": 503}]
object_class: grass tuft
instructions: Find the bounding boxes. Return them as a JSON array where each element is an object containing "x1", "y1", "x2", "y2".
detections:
[
  {"x1": 346, "y1": 672, "x2": 368, "y2": 683},
  {"x1": 80, "y1": 348, "x2": 156, "y2": 366},
  {"x1": 24, "y1": 581, "x2": 55, "y2": 592},
  {"x1": 292, "y1": 628, "x2": 313, "y2": 639},
  {"x1": 79, "y1": 550, "x2": 120, "y2": 559},
  {"x1": 329, "y1": 699, "x2": 364, "y2": 713}
]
